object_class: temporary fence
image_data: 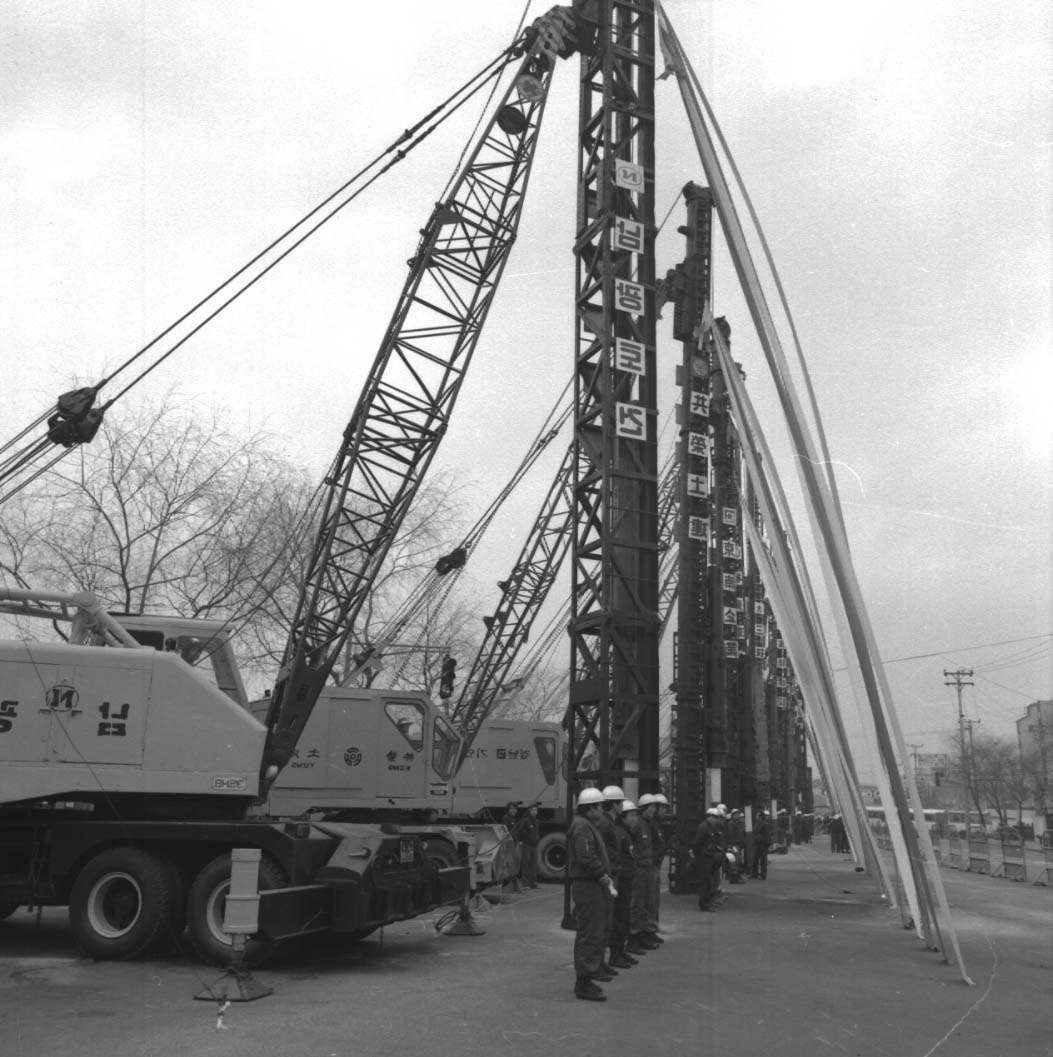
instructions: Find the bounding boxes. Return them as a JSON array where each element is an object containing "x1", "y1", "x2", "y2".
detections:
[
  {"x1": 993, "y1": 837, "x2": 1027, "y2": 882},
  {"x1": 967, "y1": 838, "x2": 990, "y2": 874}
]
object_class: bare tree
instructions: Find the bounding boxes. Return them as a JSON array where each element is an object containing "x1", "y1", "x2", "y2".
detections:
[{"x1": 0, "y1": 396, "x2": 478, "y2": 697}]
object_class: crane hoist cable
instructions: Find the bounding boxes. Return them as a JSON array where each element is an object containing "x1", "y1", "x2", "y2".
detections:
[{"x1": 0, "y1": 45, "x2": 522, "y2": 508}]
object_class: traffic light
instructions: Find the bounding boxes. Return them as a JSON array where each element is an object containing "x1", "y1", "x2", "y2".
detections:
[{"x1": 439, "y1": 656, "x2": 457, "y2": 700}]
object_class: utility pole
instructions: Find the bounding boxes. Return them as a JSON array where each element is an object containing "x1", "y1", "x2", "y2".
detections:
[{"x1": 944, "y1": 668, "x2": 974, "y2": 836}]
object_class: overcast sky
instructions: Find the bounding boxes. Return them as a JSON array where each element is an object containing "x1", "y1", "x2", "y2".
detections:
[{"x1": 1, "y1": 1, "x2": 1049, "y2": 769}]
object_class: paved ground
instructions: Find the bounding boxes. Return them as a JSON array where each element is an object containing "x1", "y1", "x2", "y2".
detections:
[{"x1": 1, "y1": 840, "x2": 1049, "y2": 1057}]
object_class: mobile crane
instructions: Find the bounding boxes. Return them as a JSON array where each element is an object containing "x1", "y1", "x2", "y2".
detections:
[{"x1": 0, "y1": 6, "x2": 589, "y2": 963}]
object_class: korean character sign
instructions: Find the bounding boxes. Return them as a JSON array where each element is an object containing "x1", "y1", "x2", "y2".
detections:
[
  {"x1": 615, "y1": 402, "x2": 646, "y2": 441},
  {"x1": 615, "y1": 337, "x2": 645, "y2": 375},
  {"x1": 612, "y1": 216, "x2": 644, "y2": 254},
  {"x1": 614, "y1": 279, "x2": 645, "y2": 317},
  {"x1": 614, "y1": 160, "x2": 645, "y2": 191}
]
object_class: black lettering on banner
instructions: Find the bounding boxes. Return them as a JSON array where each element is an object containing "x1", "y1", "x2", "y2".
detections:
[{"x1": 0, "y1": 699, "x2": 17, "y2": 734}]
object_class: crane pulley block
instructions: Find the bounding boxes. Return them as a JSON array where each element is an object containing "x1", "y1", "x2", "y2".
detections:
[{"x1": 46, "y1": 386, "x2": 104, "y2": 448}]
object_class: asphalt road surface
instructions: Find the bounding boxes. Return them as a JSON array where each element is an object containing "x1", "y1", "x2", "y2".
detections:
[{"x1": 1, "y1": 841, "x2": 1049, "y2": 1057}]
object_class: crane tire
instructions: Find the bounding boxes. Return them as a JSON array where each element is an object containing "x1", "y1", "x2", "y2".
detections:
[
  {"x1": 186, "y1": 852, "x2": 287, "y2": 967},
  {"x1": 69, "y1": 847, "x2": 181, "y2": 960},
  {"x1": 536, "y1": 832, "x2": 567, "y2": 882},
  {"x1": 421, "y1": 839, "x2": 457, "y2": 871}
]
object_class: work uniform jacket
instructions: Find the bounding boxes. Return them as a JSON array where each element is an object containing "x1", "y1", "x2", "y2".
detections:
[
  {"x1": 567, "y1": 813, "x2": 610, "y2": 881},
  {"x1": 691, "y1": 817, "x2": 721, "y2": 858},
  {"x1": 516, "y1": 814, "x2": 540, "y2": 847},
  {"x1": 624, "y1": 812, "x2": 653, "y2": 867},
  {"x1": 613, "y1": 816, "x2": 637, "y2": 880},
  {"x1": 594, "y1": 811, "x2": 620, "y2": 871},
  {"x1": 648, "y1": 813, "x2": 667, "y2": 866}
]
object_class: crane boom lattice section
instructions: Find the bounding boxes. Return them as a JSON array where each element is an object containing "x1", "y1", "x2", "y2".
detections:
[{"x1": 262, "y1": 41, "x2": 566, "y2": 774}]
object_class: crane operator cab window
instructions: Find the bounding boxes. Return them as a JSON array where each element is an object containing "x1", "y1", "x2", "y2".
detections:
[
  {"x1": 386, "y1": 702, "x2": 424, "y2": 752},
  {"x1": 431, "y1": 712, "x2": 460, "y2": 781}
]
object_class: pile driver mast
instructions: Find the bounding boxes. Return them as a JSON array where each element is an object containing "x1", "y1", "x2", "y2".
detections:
[{"x1": 566, "y1": 0, "x2": 661, "y2": 799}]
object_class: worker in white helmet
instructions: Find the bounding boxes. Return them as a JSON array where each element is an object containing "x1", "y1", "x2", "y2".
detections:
[
  {"x1": 647, "y1": 793, "x2": 671, "y2": 941},
  {"x1": 626, "y1": 794, "x2": 658, "y2": 952},
  {"x1": 609, "y1": 800, "x2": 639, "y2": 969},
  {"x1": 567, "y1": 787, "x2": 614, "y2": 1002},
  {"x1": 691, "y1": 807, "x2": 723, "y2": 911},
  {"x1": 596, "y1": 785, "x2": 626, "y2": 978}
]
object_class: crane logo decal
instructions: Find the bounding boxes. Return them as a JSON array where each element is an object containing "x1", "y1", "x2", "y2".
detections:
[
  {"x1": 344, "y1": 747, "x2": 362, "y2": 767},
  {"x1": 45, "y1": 684, "x2": 80, "y2": 712}
]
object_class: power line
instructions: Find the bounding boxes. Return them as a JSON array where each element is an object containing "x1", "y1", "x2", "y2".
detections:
[{"x1": 832, "y1": 632, "x2": 1052, "y2": 671}]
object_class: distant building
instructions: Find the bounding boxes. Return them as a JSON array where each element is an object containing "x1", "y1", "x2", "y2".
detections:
[
  {"x1": 1016, "y1": 701, "x2": 1052, "y2": 834},
  {"x1": 1016, "y1": 700, "x2": 1053, "y2": 773}
]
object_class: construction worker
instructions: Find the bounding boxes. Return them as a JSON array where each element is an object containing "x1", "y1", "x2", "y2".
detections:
[
  {"x1": 650, "y1": 792, "x2": 670, "y2": 940},
  {"x1": 518, "y1": 803, "x2": 541, "y2": 888},
  {"x1": 692, "y1": 807, "x2": 723, "y2": 910},
  {"x1": 567, "y1": 787, "x2": 615, "y2": 1002},
  {"x1": 750, "y1": 808, "x2": 770, "y2": 879},
  {"x1": 641, "y1": 794, "x2": 665, "y2": 944},
  {"x1": 597, "y1": 785, "x2": 626, "y2": 977},
  {"x1": 609, "y1": 800, "x2": 638, "y2": 969},
  {"x1": 727, "y1": 809, "x2": 747, "y2": 884},
  {"x1": 626, "y1": 793, "x2": 658, "y2": 952}
]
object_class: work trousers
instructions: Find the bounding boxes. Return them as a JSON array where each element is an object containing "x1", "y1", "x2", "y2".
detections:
[
  {"x1": 750, "y1": 847, "x2": 768, "y2": 879},
  {"x1": 519, "y1": 844, "x2": 538, "y2": 886},
  {"x1": 611, "y1": 873, "x2": 633, "y2": 951},
  {"x1": 696, "y1": 853, "x2": 720, "y2": 908},
  {"x1": 647, "y1": 863, "x2": 661, "y2": 932},
  {"x1": 630, "y1": 864, "x2": 654, "y2": 935},
  {"x1": 572, "y1": 879, "x2": 606, "y2": 979}
]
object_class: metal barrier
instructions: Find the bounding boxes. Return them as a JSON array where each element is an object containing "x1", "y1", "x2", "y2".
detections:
[
  {"x1": 967, "y1": 838, "x2": 990, "y2": 874},
  {"x1": 994, "y1": 838, "x2": 1027, "y2": 881},
  {"x1": 946, "y1": 837, "x2": 964, "y2": 869},
  {"x1": 1036, "y1": 845, "x2": 1053, "y2": 885}
]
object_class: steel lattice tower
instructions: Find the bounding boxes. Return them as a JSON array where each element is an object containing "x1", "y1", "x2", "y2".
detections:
[{"x1": 566, "y1": 0, "x2": 660, "y2": 796}]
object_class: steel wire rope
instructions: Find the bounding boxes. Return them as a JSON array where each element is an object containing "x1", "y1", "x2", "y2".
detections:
[
  {"x1": 670, "y1": 28, "x2": 848, "y2": 524},
  {"x1": 365, "y1": 380, "x2": 574, "y2": 684},
  {"x1": 0, "y1": 48, "x2": 517, "y2": 506}
]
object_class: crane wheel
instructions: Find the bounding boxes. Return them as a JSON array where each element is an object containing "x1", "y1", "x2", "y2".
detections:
[
  {"x1": 536, "y1": 832, "x2": 567, "y2": 882},
  {"x1": 421, "y1": 839, "x2": 457, "y2": 871},
  {"x1": 185, "y1": 852, "x2": 287, "y2": 967},
  {"x1": 69, "y1": 847, "x2": 181, "y2": 960}
]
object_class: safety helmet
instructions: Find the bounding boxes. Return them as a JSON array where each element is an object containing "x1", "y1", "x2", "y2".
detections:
[
  {"x1": 638, "y1": 793, "x2": 656, "y2": 809},
  {"x1": 725, "y1": 851, "x2": 737, "y2": 864},
  {"x1": 717, "y1": 803, "x2": 728, "y2": 816},
  {"x1": 706, "y1": 807, "x2": 721, "y2": 816},
  {"x1": 602, "y1": 784, "x2": 626, "y2": 801},
  {"x1": 577, "y1": 788, "x2": 605, "y2": 807},
  {"x1": 652, "y1": 793, "x2": 669, "y2": 806},
  {"x1": 621, "y1": 800, "x2": 638, "y2": 813}
]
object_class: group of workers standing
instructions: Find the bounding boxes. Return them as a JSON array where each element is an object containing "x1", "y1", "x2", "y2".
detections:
[
  {"x1": 566, "y1": 786, "x2": 670, "y2": 1002},
  {"x1": 567, "y1": 789, "x2": 780, "y2": 1000}
]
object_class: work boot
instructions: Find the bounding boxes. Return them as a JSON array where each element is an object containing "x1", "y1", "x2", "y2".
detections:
[
  {"x1": 646, "y1": 931, "x2": 664, "y2": 944},
  {"x1": 633, "y1": 932, "x2": 659, "y2": 950},
  {"x1": 574, "y1": 978, "x2": 606, "y2": 1002},
  {"x1": 625, "y1": 938, "x2": 649, "y2": 955},
  {"x1": 591, "y1": 969, "x2": 614, "y2": 982},
  {"x1": 622, "y1": 951, "x2": 639, "y2": 965},
  {"x1": 600, "y1": 961, "x2": 619, "y2": 976},
  {"x1": 609, "y1": 952, "x2": 634, "y2": 969}
]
